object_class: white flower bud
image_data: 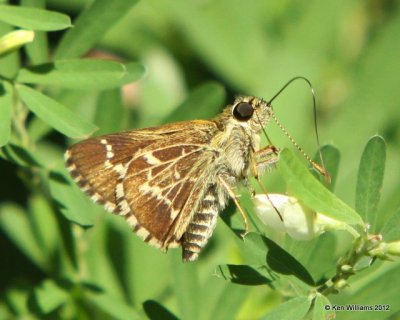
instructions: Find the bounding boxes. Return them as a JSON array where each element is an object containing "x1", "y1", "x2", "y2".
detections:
[{"x1": 253, "y1": 194, "x2": 348, "y2": 240}]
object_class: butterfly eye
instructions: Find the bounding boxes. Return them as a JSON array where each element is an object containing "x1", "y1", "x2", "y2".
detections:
[{"x1": 233, "y1": 102, "x2": 254, "y2": 121}]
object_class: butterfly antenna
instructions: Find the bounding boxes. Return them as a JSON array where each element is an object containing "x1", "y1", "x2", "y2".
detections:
[
  {"x1": 268, "y1": 76, "x2": 331, "y2": 183},
  {"x1": 254, "y1": 110, "x2": 276, "y2": 151}
]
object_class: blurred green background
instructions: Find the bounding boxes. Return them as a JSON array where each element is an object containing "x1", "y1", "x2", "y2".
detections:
[{"x1": 1, "y1": 0, "x2": 400, "y2": 319}]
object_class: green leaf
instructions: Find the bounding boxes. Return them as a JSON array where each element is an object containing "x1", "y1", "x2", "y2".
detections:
[
  {"x1": 355, "y1": 135, "x2": 386, "y2": 226},
  {"x1": 48, "y1": 170, "x2": 95, "y2": 227},
  {"x1": 279, "y1": 148, "x2": 363, "y2": 225},
  {"x1": 0, "y1": 81, "x2": 13, "y2": 147},
  {"x1": 143, "y1": 300, "x2": 179, "y2": 320},
  {"x1": 261, "y1": 296, "x2": 311, "y2": 320},
  {"x1": 163, "y1": 81, "x2": 225, "y2": 123},
  {"x1": 0, "y1": 29, "x2": 34, "y2": 57},
  {"x1": 85, "y1": 289, "x2": 142, "y2": 320},
  {"x1": 380, "y1": 208, "x2": 400, "y2": 241},
  {"x1": 242, "y1": 233, "x2": 315, "y2": 286},
  {"x1": 16, "y1": 60, "x2": 145, "y2": 90},
  {"x1": 17, "y1": 84, "x2": 98, "y2": 139},
  {"x1": 21, "y1": 0, "x2": 49, "y2": 65},
  {"x1": 0, "y1": 202, "x2": 47, "y2": 270},
  {"x1": 3, "y1": 285, "x2": 31, "y2": 316},
  {"x1": 0, "y1": 143, "x2": 43, "y2": 167},
  {"x1": 209, "y1": 283, "x2": 248, "y2": 320},
  {"x1": 33, "y1": 280, "x2": 69, "y2": 314},
  {"x1": 312, "y1": 294, "x2": 333, "y2": 320},
  {"x1": 264, "y1": 237, "x2": 315, "y2": 286},
  {"x1": 215, "y1": 264, "x2": 271, "y2": 286},
  {"x1": 54, "y1": 0, "x2": 139, "y2": 59},
  {"x1": 0, "y1": 22, "x2": 19, "y2": 78},
  {"x1": 94, "y1": 89, "x2": 125, "y2": 135},
  {"x1": 313, "y1": 145, "x2": 340, "y2": 191},
  {"x1": 0, "y1": 5, "x2": 71, "y2": 31},
  {"x1": 171, "y1": 255, "x2": 200, "y2": 320},
  {"x1": 28, "y1": 194, "x2": 59, "y2": 257},
  {"x1": 243, "y1": 232, "x2": 270, "y2": 265},
  {"x1": 122, "y1": 62, "x2": 147, "y2": 86}
]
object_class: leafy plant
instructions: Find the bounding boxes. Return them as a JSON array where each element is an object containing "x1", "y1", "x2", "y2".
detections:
[{"x1": 1, "y1": 1, "x2": 399, "y2": 319}]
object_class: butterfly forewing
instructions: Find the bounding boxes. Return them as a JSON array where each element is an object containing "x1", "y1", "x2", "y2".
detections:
[{"x1": 65, "y1": 121, "x2": 219, "y2": 249}]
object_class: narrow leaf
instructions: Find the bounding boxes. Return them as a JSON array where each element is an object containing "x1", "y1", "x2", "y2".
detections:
[
  {"x1": 0, "y1": 81, "x2": 13, "y2": 146},
  {"x1": 49, "y1": 170, "x2": 95, "y2": 227},
  {"x1": 261, "y1": 296, "x2": 311, "y2": 320},
  {"x1": 0, "y1": 29, "x2": 34, "y2": 57},
  {"x1": 143, "y1": 300, "x2": 179, "y2": 320},
  {"x1": 28, "y1": 194, "x2": 59, "y2": 257},
  {"x1": 16, "y1": 60, "x2": 145, "y2": 90},
  {"x1": 0, "y1": 5, "x2": 71, "y2": 31},
  {"x1": 243, "y1": 233, "x2": 315, "y2": 285},
  {"x1": 0, "y1": 203, "x2": 47, "y2": 270},
  {"x1": 215, "y1": 264, "x2": 271, "y2": 286},
  {"x1": 279, "y1": 149, "x2": 363, "y2": 225},
  {"x1": 22, "y1": 0, "x2": 49, "y2": 64},
  {"x1": 264, "y1": 237, "x2": 315, "y2": 286},
  {"x1": 0, "y1": 22, "x2": 19, "y2": 78},
  {"x1": 54, "y1": 0, "x2": 139, "y2": 59},
  {"x1": 17, "y1": 85, "x2": 97, "y2": 139},
  {"x1": 355, "y1": 135, "x2": 386, "y2": 224},
  {"x1": 0, "y1": 143, "x2": 43, "y2": 167},
  {"x1": 242, "y1": 232, "x2": 270, "y2": 265}
]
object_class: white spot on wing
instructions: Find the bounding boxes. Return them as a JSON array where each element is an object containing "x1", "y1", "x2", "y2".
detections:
[
  {"x1": 91, "y1": 193, "x2": 101, "y2": 202},
  {"x1": 170, "y1": 208, "x2": 179, "y2": 220},
  {"x1": 143, "y1": 153, "x2": 161, "y2": 165},
  {"x1": 136, "y1": 227, "x2": 150, "y2": 239},
  {"x1": 119, "y1": 199, "x2": 130, "y2": 215},
  {"x1": 105, "y1": 202, "x2": 116, "y2": 212},
  {"x1": 64, "y1": 150, "x2": 71, "y2": 161},
  {"x1": 126, "y1": 214, "x2": 138, "y2": 226},
  {"x1": 113, "y1": 164, "x2": 126, "y2": 177},
  {"x1": 106, "y1": 151, "x2": 114, "y2": 159},
  {"x1": 116, "y1": 183, "x2": 124, "y2": 200},
  {"x1": 104, "y1": 160, "x2": 113, "y2": 169},
  {"x1": 147, "y1": 237, "x2": 162, "y2": 247}
]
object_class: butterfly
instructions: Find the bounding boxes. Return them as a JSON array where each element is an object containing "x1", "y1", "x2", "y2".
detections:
[{"x1": 65, "y1": 96, "x2": 280, "y2": 261}]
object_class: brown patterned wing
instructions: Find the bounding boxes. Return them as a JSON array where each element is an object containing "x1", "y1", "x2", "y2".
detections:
[{"x1": 65, "y1": 120, "x2": 218, "y2": 249}]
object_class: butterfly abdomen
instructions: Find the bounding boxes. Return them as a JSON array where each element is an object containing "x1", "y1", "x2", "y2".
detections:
[{"x1": 181, "y1": 186, "x2": 220, "y2": 262}]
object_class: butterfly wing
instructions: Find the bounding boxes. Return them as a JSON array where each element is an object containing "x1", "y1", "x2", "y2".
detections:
[{"x1": 65, "y1": 120, "x2": 219, "y2": 249}]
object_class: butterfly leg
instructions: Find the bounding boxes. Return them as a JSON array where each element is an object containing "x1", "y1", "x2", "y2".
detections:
[
  {"x1": 218, "y1": 175, "x2": 249, "y2": 237},
  {"x1": 252, "y1": 145, "x2": 283, "y2": 220},
  {"x1": 252, "y1": 145, "x2": 280, "y2": 178},
  {"x1": 251, "y1": 144, "x2": 280, "y2": 192}
]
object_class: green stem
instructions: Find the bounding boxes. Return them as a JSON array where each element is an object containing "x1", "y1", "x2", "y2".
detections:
[{"x1": 317, "y1": 235, "x2": 377, "y2": 296}]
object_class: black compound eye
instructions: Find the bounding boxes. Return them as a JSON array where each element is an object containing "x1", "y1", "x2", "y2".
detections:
[{"x1": 233, "y1": 102, "x2": 254, "y2": 121}]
